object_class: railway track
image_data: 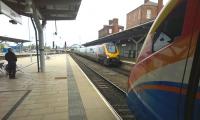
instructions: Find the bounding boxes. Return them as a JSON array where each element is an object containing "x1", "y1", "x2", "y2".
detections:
[
  {"x1": 71, "y1": 54, "x2": 135, "y2": 120},
  {"x1": 73, "y1": 54, "x2": 130, "y2": 77},
  {"x1": 71, "y1": 54, "x2": 128, "y2": 91},
  {"x1": 108, "y1": 66, "x2": 130, "y2": 77}
]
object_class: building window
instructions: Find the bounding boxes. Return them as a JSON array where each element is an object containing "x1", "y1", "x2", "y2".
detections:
[
  {"x1": 146, "y1": 9, "x2": 152, "y2": 19},
  {"x1": 109, "y1": 29, "x2": 112, "y2": 34},
  {"x1": 138, "y1": 9, "x2": 141, "y2": 20}
]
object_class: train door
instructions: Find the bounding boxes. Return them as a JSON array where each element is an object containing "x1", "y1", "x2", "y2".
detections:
[
  {"x1": 150, "y1": 0, "x2": 192, "y2": 119},
  {"x1": 183, "y1": 0, "x2": 200, "y2": 120},
  {"x1": 184, "y1": 32, "x2": 200, "y2": 119},
  {"x1": 150, "y1": 0, "x2": 200, "y2": 119}
]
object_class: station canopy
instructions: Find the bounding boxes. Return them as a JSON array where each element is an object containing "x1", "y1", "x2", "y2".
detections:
[
  {"x1": 2, "y1": 0, "x2": 82, "y2": 20},
  {"x1": 83, "y1": 21, "x2": 154, "y2": 47},
  {"x1": 0, "y1": 36, "x2": 30, "y2": 43}
]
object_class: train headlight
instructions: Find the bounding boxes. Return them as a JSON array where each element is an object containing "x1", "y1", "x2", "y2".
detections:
[{"x1": 106, "y1": 55, "x2": 109, "y2": 59}]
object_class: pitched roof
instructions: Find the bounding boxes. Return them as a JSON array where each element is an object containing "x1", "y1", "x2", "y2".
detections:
[
  {"x1": 83, "y1": 21, "x2": 154, "y2": 46},
  {"x1": 143, "y1": 1, "x2": 158, "y2": 6},
  {"x1": 0, "y1": 36, "x2": 30, "y2": 43}
]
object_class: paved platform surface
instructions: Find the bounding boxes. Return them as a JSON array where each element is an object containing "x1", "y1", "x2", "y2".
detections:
[
  {"x1": 0, "y1": 54, "x2": 118, "y2": 120},
  {"x1": 121, "y1": 60, "x2": 135, "y2": 65},
  {"x1": 120, "y1": 57, "x2": 136, "y2": 64}
]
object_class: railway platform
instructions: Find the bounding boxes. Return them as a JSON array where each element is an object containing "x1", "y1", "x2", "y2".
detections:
[
  {"x1": 119, "y1": 59, "x2": 135, "y2": 72},
  {"x1": 120, "y1": 57, "x2": 136, "y2": 64},
  {"x1": 121, "y1": 60, "x2": 135, "y2": 65},
  {"x1": 0, "y1": 54, "x2": 119, "y2": 120}
]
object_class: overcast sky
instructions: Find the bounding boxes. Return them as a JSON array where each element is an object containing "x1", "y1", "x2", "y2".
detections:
[{"x1": 0, "y1": 0, "x2": 169, "y2": 47}]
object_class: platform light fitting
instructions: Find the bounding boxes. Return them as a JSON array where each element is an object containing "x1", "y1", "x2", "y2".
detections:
[
  {"x1": 24, "y1": 6, "x2": 33, "y2": 14},
  {"x1": 24, "y1": 0, "x2": 33, "y2": 14},
  {"x1": 9, "y1": 19, "x2": 17, "y2": 24}
]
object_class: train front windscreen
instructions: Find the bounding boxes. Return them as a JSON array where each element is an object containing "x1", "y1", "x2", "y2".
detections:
[{"x1": 106, "y1": 43, "x2": 117, "y2": 53}]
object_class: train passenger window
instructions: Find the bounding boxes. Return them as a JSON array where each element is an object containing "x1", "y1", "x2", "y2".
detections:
[
  {"x1": 153, "y1": 0, "x2": 187, "y2": 52},
  {"x1": 153, "y1": 32, "x2": 171, "y2": 51},
  {"x1": 90, "y1": 48, "x2": 94, "y2": 53},
  {"x1": 99, "y1": 47, "x2": 104, "y2": 54}
]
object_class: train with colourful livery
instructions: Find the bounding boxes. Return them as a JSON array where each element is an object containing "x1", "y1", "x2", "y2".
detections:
[
  {"x1": 127, "y1": 0, "x2": 200, "y2": 120},
  {"x1": 74, "y1": 42, "x2": 120, "y2": 65}
]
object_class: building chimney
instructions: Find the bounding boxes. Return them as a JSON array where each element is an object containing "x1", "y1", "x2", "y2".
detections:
[
  {"x1": 157, "y1": 0, "x2": 163, "y2": 14},
  {"x1": 109, "y1": 20, "x2": 113, "y2": 25},
  {"x1": 144, "y1": 0, "x2": 149, "y2": 3},
  {"x1": 112, "y1": 18, "x2": 119, "y2": 33},
  {"x1": 113, "y1": 18, "x2": 118, "y2": 25}
]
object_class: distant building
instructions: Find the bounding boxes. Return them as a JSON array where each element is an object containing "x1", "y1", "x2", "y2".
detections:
[
  {"x1": 98, "y1": 18, "x2": 124, "y2": 38},
  {"x1": 126, "y1": 0, "x2": 163, "y2": 29}
]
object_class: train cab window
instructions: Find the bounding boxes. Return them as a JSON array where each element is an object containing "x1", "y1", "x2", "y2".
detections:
[
  {"x1": 153, "y1": 0, "x2": 187, "y2": 52},
  {"x1": 106, "y1": 43, "x2": 116, "y2": 53}
]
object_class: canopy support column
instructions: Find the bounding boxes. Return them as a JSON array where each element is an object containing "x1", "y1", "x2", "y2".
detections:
[{"x1": 32, "y1": 5, "x2": 45, "y2": 72}]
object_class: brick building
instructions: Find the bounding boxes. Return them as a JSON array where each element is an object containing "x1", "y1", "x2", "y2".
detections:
[
  {"x1": 126, "y1": 0, "x2": 163, "y2": 29},
  {"x1": 98, "y1": 18, "x2": 124, "y2": 38}
]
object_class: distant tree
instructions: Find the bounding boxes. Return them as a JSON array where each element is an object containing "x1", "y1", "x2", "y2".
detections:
[{"x1": 0, "y1": 44, "x2": 4, "y2": 52}]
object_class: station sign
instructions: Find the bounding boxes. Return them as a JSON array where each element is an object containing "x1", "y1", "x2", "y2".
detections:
[
  {"x1": 0, "y1": 1, "x2": 22, "y2": 24},
  {"x1": 122, "y1": 44, "x2": 126, "y2": 47}
]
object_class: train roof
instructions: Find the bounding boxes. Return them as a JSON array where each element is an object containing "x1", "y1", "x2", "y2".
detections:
[{"x1": 83, "y1": 20, "x2": 154, "y2": 47}]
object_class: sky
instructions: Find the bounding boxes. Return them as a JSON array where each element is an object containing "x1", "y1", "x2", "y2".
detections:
[{"x1": 0, "y1": 0, "x2": 169, "y2": 47}]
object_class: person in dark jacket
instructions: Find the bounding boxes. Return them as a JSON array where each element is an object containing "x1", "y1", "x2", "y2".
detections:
[{"x1": 5, "y1": 48, "x2": 17, "y2": 79}]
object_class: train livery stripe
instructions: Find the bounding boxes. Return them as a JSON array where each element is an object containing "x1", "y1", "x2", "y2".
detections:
[
  {"x1": 133, "y1": 81, "x2": 200, "y2": 100},
  {"x1": 128, "y1": 33, "x2": 197, "y2": 88},
  {"x1": 128, "y1": 57, "x2": 193, "y2": 92}
]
